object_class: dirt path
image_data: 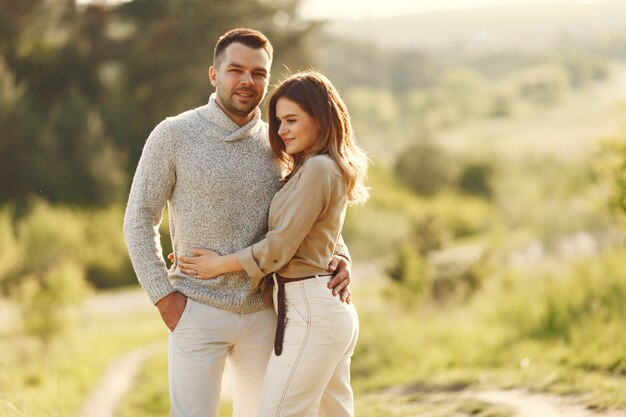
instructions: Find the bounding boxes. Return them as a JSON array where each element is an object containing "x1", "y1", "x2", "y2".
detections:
[
  {"x1": 78, "y1": 275, "x2": 626, "y2": 417},
  {"x1": 78, "y1": 288, "x2": 234, "y2": 417},
  {"x1": 77, "y1": 343, "x2": 161, "y2": 417},
  {"x1": 76, "y1": 343, "x2": 233, "y2": 417},
  {"x1": 467, "y1": 389, "x2": 625, "y2": 417}
]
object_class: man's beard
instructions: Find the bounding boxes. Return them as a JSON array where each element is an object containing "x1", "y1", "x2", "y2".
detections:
[{"x1": 217, "y1": 88, "x2": 261, "y2": 118}]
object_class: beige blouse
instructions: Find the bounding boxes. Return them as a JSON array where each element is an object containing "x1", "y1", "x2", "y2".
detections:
[{"x1": 238, "y1": 154, "x2": 348, "y2": 289}]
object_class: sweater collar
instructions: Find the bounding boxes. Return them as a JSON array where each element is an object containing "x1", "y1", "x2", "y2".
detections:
[{"x1": 198, "y1": 93, "x2": 263, "y2": 142}]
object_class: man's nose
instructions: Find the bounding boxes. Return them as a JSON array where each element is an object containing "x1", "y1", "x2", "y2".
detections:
[{"x1": 240, "y1": 71, "x2": 254, "y2": 85}]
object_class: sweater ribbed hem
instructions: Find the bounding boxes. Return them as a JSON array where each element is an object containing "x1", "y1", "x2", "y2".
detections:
[{"x1": 173, "y1": 276, "x2": 267, "y2": 314}]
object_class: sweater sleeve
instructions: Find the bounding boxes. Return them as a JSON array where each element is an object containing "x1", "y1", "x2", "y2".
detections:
[
  {"x1": 123, "y1": 121, "x2": 177, "y2": 305},
  {"x1": 238, "y1": 157, "x2": 338, "y2": 281}
]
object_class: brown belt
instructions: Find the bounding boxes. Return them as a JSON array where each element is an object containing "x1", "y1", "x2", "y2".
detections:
[{"x1": 273, "y1": 273, "x2": 333, "y2": 356}]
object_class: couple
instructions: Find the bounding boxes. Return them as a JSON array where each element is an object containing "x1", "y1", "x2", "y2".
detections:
[{"x1": 123, "y1": 28, "x2": 368, "y2": 417}]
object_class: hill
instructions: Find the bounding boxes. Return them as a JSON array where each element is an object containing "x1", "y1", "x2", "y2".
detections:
[{"x1": 323, "y1": 0, "x2": 626, "y2": 52}]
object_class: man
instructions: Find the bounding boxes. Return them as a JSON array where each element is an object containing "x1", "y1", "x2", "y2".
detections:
[{"x1": 123, "y1": 28, "x2": 352, "y2": 417}]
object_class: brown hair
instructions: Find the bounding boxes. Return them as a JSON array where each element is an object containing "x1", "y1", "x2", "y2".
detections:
[
  {"x1": 213, "y1": 28, "x2": 273, "y2": 68},
  {"x1": 268, "y1": 71, "x2": 369, "y2": 205}
]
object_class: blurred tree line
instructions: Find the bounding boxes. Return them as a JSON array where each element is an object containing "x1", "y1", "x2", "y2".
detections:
[
  {"x1": 1, "y1": 0, "x2": 616, "y2": 207},
  {"x1": 0, "y1": 0, "x2": 314, "y2": 207},
  {"x1": 0, "y1": 0, "x2": 318, "y2": 341},
  {"x1": 314, "y1": 36, "x2": 612, "y2": 159}
]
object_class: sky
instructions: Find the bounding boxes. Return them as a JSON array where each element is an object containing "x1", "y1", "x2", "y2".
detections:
[
  {"x1": 299, "y1": 0, "x2": 611, "y2": 20},
  {"x1": 76, "y1": 0, "x2": 616, "y2": 21}
]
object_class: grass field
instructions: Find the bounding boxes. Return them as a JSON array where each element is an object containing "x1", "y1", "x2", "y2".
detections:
[
  {"x1": 2, "y1": 45, "x2": 625, "y2": 417},
  {"x1": 0, "y1": 290, "x2": 164, "y2": 417},
  {"x1": 436, "y1": 71, "x2": 626, "y2": 160},
  {"x1": 113, "y1": 246, "x2": 626, "y2": 416}
]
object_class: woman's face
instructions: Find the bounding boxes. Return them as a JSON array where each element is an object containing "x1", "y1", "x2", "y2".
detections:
[{"x1": 275, "y1": 97, "x2": 321, "y2": 156}]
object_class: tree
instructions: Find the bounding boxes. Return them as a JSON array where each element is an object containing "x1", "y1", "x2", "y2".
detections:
[
  {"x1": 109, "y1": 0, "x2": 315, "y2": 168},
  {"x1": 395, "y1": 138, "x2": 455, "y2": 196},
  {"x1": 0, "y1": 0, "x2": 315, "y2": 206},
  {"x1": 0, "y1": 0, "x2": 126, "y2": 205}
]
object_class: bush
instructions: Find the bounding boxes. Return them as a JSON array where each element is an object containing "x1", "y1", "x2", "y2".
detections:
[
  {"x1": 597, "y1": 132, "x2": 626, "y2": 228},
  {"x1": 395, "y1": 140, "x2": 455, "y2": 196},
  {"x1": 1, "y1": 200, "x2": 137, "y2": 292},
  {"x1": 79, "y1": 206, "x2": 135, "y2": 288},
  {"x1": 431, "y1": 194, "x2": 495, "y2": 238},
  {"x1": 514, "y1": 64, "x2": 571, "y2": 104},
  {"x1": 428, "y1": 245, "x2": 487, "y2": 303},
  {"x1": 560, "y1": 52, "x2": 610, "y2": 87},
  {"x1": 489, "y1": 249, "x2": 626, "y2": 376},
  {"x1": 17, "y1": 261, "x2": 91, "y2": 345},
  {"x1": 386, "y1": 243, "x2": 430, "y2": 306},
  {"x1": 409, "y1": 212, "x2": 446, "y2": 256},
  {"x1": 0, "y1": 206, "x2": 20, "y2": 288},
  {"x1": 456, "y1": 161, "x2": 494, "y2": 198}
]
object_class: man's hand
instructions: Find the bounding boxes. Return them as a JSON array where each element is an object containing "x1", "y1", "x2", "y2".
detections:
[
  {"x1": 327, "y1": 255, "x2": 352, "y2": 304},
  {"x1": 156, "y1": 292, "x2": 188, "y2": 332}
]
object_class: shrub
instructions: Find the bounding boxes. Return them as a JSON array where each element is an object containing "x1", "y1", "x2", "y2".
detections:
[
  {"x1": 79, "y1": 205, "x2": 135, "y2": 288},
  {"x1": 386, "y1": 243, "x2": 430, "y2": 306},
  {"x1": 597, "y1": 132, "x2": 626, "y2": 228},
  {"x1": 428, "y1": 245, "x2": 487, "y2": 303},
  {"x1": 1, "y1": 199, "x2": 139, "y2": 292},
  {"x1": 395, "y1": 140, "x2": 455, "y2": 196},
  {"x1": 490, "y1": 249, "x2": 626, "y2": 343},
  {"x1": 409, "y1": 212, "x2": 446, "y2": 256},
  {"x1": 0, "y1": 206, "x2": 20, "y2": 289},
  {"x1": 17, "y1": 261, "x2": 91, "y2": 345},
  {"x1": 431, "y1": 194, "x2": 495, "y2": 238},
  {"x1": 514, "y1": 64, "x2": 571, "y2": 104},
  {"x1": 456, "y1": 161, "x2": 494, "y2": 198},
  {"x1": 16, "y1": 199, "x2": 85, "y2": 275}
]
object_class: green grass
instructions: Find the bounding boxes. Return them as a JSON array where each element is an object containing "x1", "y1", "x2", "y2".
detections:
[
  {"x1": 5, "y1": 247, "x2": 625, "y2": 417},
  {"x1": 0, "y1": 307, "x2": 164, "y2": 417},
  {"x1": 118, "y1": 350, "x2": 233, "y2": 417},
  {"x1": 349, "y1": 248, "x2": 626, "y2": 409},
  {"x1": 117, "y1": 350, "x2": 170, "y2": 417}
]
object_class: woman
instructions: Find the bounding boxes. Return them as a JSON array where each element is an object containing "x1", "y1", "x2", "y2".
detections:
[{"x1": 177, "y1": 71, "x2": 369, "y2": 417}]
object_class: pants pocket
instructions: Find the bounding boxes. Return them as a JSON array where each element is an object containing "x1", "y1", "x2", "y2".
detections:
[{"x1": 169, "y1": 297, "x2": 193, "y2": 334}]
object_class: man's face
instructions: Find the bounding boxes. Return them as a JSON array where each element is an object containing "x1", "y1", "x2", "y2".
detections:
[{"x1": 209, "y1": 43, "x2": 271, "y2": 126}]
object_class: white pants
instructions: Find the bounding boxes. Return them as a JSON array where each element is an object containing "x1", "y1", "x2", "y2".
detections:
[
  {"x1": 168, "y1": 298, "x2": 277, "y2": 417},
  {"x1": 258, "y1": 276, "x2": 359, "y2": 417}
]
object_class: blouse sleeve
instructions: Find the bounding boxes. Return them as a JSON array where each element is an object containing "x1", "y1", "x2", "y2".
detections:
[
  {"x1": 335, "y1": 234, "x2": 351, "y2": 261},
  {"x1": 238, "y1": 157, "x2": 340, "y2": 281}
]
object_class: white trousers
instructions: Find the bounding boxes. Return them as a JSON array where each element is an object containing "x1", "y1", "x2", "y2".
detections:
[
  {"x1": 258, "y1": 276, "x2": 359, "y2": 417},
  {"x1": 168, "y1": 298, "x2": 277, "y2": 417}
]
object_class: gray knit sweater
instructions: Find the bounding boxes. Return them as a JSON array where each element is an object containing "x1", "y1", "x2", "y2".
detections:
[{"x1": 123, "y1": 94, "x2": 283, "y2": 313}]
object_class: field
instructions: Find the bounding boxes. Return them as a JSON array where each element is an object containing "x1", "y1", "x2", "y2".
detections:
[{"x1": 3, "y1": 1, "x2": 626, "y2": 415}]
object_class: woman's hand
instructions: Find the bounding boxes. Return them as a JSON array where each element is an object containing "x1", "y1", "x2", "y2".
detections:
[{"x1": 178, "y1": 249, "x2": 224, "y2": 279}]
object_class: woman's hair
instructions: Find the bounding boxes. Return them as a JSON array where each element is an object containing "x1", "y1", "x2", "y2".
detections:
[{"x1": 268, "y1": 71, "x2": 369, "y2": 205}]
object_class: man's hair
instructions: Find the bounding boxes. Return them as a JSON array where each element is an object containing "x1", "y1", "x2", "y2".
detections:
[{"x1": 213, "y1": 28, "x2": 273, "y2": 67}]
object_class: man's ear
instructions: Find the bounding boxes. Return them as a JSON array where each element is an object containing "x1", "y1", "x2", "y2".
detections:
[{"x1": 209, "y1": 66, "x2": 218, "y2": 87}]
